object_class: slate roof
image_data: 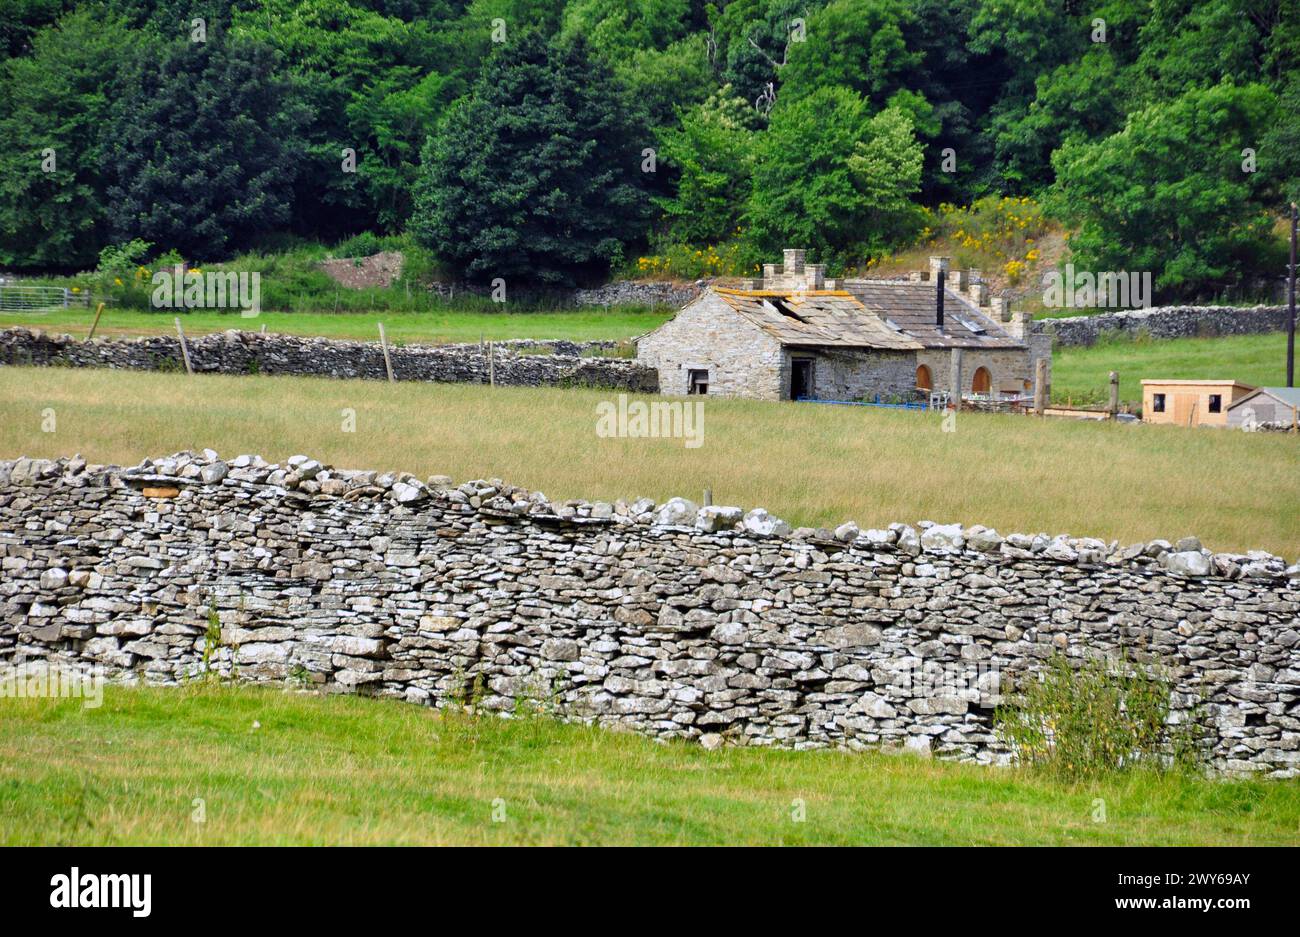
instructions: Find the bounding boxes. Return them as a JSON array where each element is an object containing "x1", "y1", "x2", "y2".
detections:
[
  {"x1": 841, "y1": 279, "x2": 1025, "y2": 349},
  {"x1": 1228, "y1": 386, "x2": 1300, "y2": 409},
  {"x1": 712, "y1": 289, "x2": 922, "y2": 350}
]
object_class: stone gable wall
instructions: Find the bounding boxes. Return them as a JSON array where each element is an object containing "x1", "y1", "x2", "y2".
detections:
[
  {"x1": 2, "y1": 451, "x2": 1298, "y2": 775},
  {"x1": 0, "y1": 327, "x2": 658, "y2": 393},
  {"x1": 635, "y1": 294, "x2": 785, "y2": 398}
]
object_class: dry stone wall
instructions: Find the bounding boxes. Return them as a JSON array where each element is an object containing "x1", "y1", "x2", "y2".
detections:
[
  {"x1": 0, "y1": 327, "x2": 658, "y2": 393},
  {"x1": 1042, "y1": 305, "x2": 1291, "y2": 346},
  {"x1": 2, "y1": 451, "x2": 1298, "y2": 776}
]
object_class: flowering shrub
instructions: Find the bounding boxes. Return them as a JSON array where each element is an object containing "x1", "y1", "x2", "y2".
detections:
[
  {"x1": 891, "y1": 197, "x2": 1048, "y2": 284},
  {"x1": 631, "y1": 240, "x2": 754, "y2": 279}
]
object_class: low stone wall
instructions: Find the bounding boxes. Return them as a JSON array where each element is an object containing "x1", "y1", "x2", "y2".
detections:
[
  {"x1": 0, "y1": 327, "x2": 658, "y2": 392},
  {"x1": 2, "y1": 451, "x2": 1297, "y2": 775},
  {"x1": 423, "y1": 279, "x2": 701, "y2": 308},
  {"x1": 1041, "y1": 305, "x2": 1291, "y2": 346},
  {"x1": 572, "y1": 280, "x2": 702, "y2": 308}
]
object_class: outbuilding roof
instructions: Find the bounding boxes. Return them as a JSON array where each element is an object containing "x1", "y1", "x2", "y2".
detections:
[{"x1": 1226, "y1": 386, "x2": 1300, "y2": 409}]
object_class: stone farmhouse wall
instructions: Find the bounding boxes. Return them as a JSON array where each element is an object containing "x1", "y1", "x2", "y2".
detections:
[
  {"x1": 0, "y1": 327, "x2": 658, "y2": 393},
  {"x1": 805, "y1": 348, "x2": 916, "y2": 401},
  {"x1": 636, "y1": 293, "x2": 785, "y2": 398},
  {"x1": 1042, "y1": 305, "x2": 1291, "y2": 347},
  {"x1": 3, "y1": 451, "x2": 1298, "y2": 776}
]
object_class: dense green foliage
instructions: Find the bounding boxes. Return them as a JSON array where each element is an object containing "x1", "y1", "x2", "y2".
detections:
[
  {"x1": 412, "y1": 33, "x2": 650, "y2": 284},
  {"x1": 0, "y1": 0, "x2": 1295, "y2": 295}
]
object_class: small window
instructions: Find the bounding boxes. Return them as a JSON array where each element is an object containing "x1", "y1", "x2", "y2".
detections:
[
  {"x1": 687, "y1": 369, "x2": 709, "y2": 395},
  {"x1": 1152, "y1": 393, "x2": 1166, "y2": 413},
  {"x1": 1208, "y1": 394, "x2": 1222, "y2": 413}
]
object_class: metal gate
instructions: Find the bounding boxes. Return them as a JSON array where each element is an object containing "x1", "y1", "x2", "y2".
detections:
[{"x1": 0, "y1": 284, "x2": 89, "y2": 311}]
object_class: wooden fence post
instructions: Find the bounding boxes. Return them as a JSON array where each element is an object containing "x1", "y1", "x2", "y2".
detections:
[
  {"x1": 948, "y1": 348, "x2": 963, "y2": 411},
  {"x1": 87, "y1": 303, "x2": 105, "y2": 340},
  {"x1": 1033, "y1": 358, "x2": 1048, "y2": 416},
  {"x1": 174, "y1": 318, "x2": 193, "y2": 375},
  {"x1": 378, "y1": 322, "x2": 395, "y2": 383}
]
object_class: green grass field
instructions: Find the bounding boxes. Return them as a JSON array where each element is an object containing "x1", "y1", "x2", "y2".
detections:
[
  {"x1": 1049, "y1": 332, "x2": 1292, "y2": 406},
  {"x1": 2, "y1": 685, "x2": 1296, "y2": 846},
  {"x1": 1, "y1": 366, "x2": 1296, "y2": 556},
  {"x1": 0, "y1": 305, "x2": 671, "y2": 345},
  {"x1": 4, "y1": 303, "x2": 1289, "y2": 408}
]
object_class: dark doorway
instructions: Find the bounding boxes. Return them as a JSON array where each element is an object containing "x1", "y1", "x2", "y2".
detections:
[{"x1": 790, "y1": 359, "x2": 813, "y2": 400}]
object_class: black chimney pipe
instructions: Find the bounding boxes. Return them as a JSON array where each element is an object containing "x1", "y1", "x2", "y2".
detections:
[{"x1": 936, "y1": 268, "x2": 945, "y2": 331}]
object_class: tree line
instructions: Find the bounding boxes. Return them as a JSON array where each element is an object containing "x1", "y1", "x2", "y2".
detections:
[{"x1": 1, "y1": 0, "x2": 1297, "y2": 297}]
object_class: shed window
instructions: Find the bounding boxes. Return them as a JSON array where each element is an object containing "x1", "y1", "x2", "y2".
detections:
[
  {"x1": 1208, "y1": 394, "x2": 1222, "y2": 413},
  {"x1": 1152, "y1": 393, "x2": 1166, "y2": 413},
  {"x1": 687, "y1": 369, "x2": 709, "y2": 395}
]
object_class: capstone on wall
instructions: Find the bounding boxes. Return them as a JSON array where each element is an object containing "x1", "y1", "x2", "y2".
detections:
[{"x1": 2, "y1": 452, "x2": 1298, "y2": 776}]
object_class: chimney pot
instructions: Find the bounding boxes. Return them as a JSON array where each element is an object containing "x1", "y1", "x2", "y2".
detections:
[{"x1": 936, "y1": 268, "x2": 946, "y2": 331}]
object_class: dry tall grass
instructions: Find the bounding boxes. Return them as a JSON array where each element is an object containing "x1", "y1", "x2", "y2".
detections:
[{"x1": 1, "y1": 366, "x2": 1295, "y2": 556}]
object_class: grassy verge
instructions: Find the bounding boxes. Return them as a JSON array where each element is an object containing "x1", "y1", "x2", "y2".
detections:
[
  {"x1": 0, "y1": 306, "x2": 672, "y2": 344},
  {"x1": 1, "y1": 366, "x2": 1296, "y2": 555},
  {"x1": 2, "y1": 685, "x2": 1296, "y2": 845},
  {"x1": 1050, "y1": 332, "x2": 1291, "y2": 406}
]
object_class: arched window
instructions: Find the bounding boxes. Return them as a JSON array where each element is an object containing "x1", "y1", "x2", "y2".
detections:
[
  {"x1": 972, "y1": 366, "x2": 992, "y2": 394},
  {"x1": 915, "y1": 364, "x2": 932, "y2": 391}
]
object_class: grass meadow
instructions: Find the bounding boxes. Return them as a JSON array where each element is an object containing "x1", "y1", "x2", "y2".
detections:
[
  {"x1": 1049, "y1": 332, "x2": 1292, "y2": 406},
  {"x1": 1, "y1": 365, "x2": 1296, "y2": 557},
  {"x1": 2, "y1": 685, "x2": 1297, "y2": 846},
  {"x1": 0, "y1": 305, "x2": 671, "y2": 345},
  {"x1": 1, "y1": 302, "x2": 1289, "y2": 407}
]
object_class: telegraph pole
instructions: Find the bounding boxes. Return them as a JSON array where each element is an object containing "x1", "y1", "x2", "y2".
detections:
[{"x1": 1288, "y1": 202, "x2": 1296, "y2": 387}]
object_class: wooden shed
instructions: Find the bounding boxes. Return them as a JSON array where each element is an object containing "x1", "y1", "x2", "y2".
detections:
[
  {"x1": 1225, "y1": 386, "x2": 1300, "y2": 429},
  {"x1": 1140, "y1": 379, "x2": 1255, "y2": 427}
]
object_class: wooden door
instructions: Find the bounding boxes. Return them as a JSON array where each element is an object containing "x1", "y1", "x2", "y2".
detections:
[{"x1": 1172, "y1": 393, "x2": 1196, "y2": 426}]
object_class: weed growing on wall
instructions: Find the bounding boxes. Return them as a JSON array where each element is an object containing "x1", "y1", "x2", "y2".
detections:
[{"x1": 996, "y1": 652, "x2": 1207, "y2": 780}]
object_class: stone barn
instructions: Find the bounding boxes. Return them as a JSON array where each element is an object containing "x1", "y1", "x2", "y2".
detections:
[{"x1": 636, "y1": 250, "x2": 1052, "y2": 403}]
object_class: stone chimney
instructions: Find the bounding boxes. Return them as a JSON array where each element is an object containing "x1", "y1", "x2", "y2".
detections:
[
  {"x1": 1006, "y1": 309, "x2": 1034, "y2": 341},
  {"x1": 759, "y1": 249, "x2": 824, "y2": 291},
  {"x1": 991, "y1": 297, "x2": 1009, "y2": 321},
  {"x1": 928, "y1": 256, "x2": 950, "y2": 282}
]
